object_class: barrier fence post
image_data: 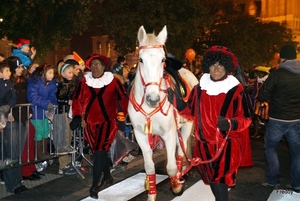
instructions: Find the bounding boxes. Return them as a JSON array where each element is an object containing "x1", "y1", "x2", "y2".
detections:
[{"x1": 0, "y1": 104, "x2": 94, "y2": 180}]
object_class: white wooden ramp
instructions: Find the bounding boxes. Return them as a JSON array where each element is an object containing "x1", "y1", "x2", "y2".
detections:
[
  {"x1": 267, "y1": 189, "x2": 300, "y2": 201},
  {"x1": 81, "y1": 172, "x2": 298, "y2": 201},
  {"x1": 81, "y1": 173, "x2": 168, "y2": 201},
  {"x1": 171, "y1": 180, "x2": 216, "y2": 201},
  {"x1": 80, "y1": 173, "x2": 218, "y2": 201}
]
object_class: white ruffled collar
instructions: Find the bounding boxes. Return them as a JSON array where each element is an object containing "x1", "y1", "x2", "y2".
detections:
[
  {"x1": 200, "y1": 73, "x2": 240, "y2": 95},
  {"x1": 85, "y1": 71, "x2": 114, "y2": 88}
]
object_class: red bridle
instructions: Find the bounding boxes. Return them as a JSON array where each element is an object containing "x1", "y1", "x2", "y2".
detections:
[
  {"x1": 129, "y1": 44, "x2": 172, "y2": 149},
  {"x1": 138, "y1": 44, "x2": 165, "y2": 91}
]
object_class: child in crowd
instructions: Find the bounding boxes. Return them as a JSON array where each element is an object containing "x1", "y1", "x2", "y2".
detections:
[
  {"x1": 27, "y1": 65, "x2": 57, "y2": 160},
  {"x1": 56, "y1": 60, "x2": 64, "y2": 75},
  {"x1": 73, "y1": 51, "x2": 86, "y2": 76},
  {"x1": 0, "y1": 61, "x2": 28, "y2": 194},
  {"x1": 25, "y1": 61, "x2": 39, "y2": 78},
  {"x1": 64, "y1": 58, "x2": 83, "y2": 85},
  {"x1": 11, "y1": 38, "x2": 36, "y2": 68},
  {"x1": 6, "y1": 56, "x2": 42, "y2": 181},
  {"x1": 53, "y1": 63, "x2": 77, "y2": 175}
]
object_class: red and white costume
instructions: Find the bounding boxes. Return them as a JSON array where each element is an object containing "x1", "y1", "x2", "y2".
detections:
[
  {"x1": 182, "y1": 73, "x2": 252, "y2": 187},
  {"x1": 72, "y1": 71, "x2": 129, "y2": 152}
]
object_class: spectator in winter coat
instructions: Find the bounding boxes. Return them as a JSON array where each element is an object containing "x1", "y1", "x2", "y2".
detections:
[
  {"x1": 11, "y1": 38, "x2": 36, "y2": 68},
  {"x1": 259, "y1": 44, "x2": 300, "y2": 193},
  {"x1": 27, "y1": 65, "x2": 57, "y2": 160}
]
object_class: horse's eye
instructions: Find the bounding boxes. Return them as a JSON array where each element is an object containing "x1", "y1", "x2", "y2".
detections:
[{"x1": 139, "y1": 58, "x2": 143, "y2": 63}]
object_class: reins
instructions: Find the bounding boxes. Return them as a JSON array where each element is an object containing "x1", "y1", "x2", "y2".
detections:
[
  {"x1": 129, "y1": 44, "x2": 171, "y2": 149},
  {"x1": 174, "y1": 86, "x2": 238, "y2": 178},
  {"x1": 129, "y1": 44, "x2": 228, "y2": 179}
]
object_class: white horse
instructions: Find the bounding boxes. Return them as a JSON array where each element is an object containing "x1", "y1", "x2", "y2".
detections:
[{"x1": 128, "y1": 25, "x2": 199, "y2": 201}]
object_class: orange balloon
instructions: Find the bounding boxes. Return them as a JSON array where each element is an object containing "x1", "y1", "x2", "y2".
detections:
[{"x1": 185, "y1": 49, "x2": 196, "y2": 62}]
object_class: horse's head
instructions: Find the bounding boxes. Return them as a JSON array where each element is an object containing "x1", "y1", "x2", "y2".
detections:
[{"x1": 137, "y1": 25, "x2": 167, "y2": 108}]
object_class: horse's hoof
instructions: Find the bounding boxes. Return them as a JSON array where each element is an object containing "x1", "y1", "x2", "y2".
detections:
[
  {"x1": 171, "y1": 185, "x2": 184, "y2": 196},
  {"x1": 147, "y1": 194, "x2": 157, "y2": 201}
]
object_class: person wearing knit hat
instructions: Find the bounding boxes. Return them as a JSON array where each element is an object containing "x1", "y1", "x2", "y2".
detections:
[
  {"x1": 7, "y1": 56, "x2": 42, "y2": 181},
  {"x1": 168, "y1": 45, "x2": 253, "y2": 201},
  {"x1": 69, "y1": 53, "x2": 129, "y2": 199},
  {"x1": 259, "y1": 44, "x2": 300, "y2": 193},
  {"x1": 279, "y1": 44, "x2": 297, "y2": 60},
  {"x1": 2, "y1": 56, "x2": 37, "y2": 194},
  {"x1": 6, "y1": 56, "x2": 24, "y2": 73},
  {"x1": 11, "y1": 38, "x2": 36, "y2": 68}
]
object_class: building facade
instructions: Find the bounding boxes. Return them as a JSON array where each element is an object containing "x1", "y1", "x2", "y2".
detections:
[
  {"x1": 236, "y1": 0, "x2": 300, "y2": 58},
  {"x1": 260, "y1": 0, "x2": 300, "y2": 47}
]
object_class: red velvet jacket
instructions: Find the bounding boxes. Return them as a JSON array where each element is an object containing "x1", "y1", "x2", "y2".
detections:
[{"x1": 72, "y1": 72, "x2": 128, "y2": 124}]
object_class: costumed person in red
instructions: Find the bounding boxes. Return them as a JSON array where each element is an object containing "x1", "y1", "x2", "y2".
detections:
[
  {"x1": 69, "y1": 54, "x2": 129, "y2": 199},
  {"x1": 251, "y1": 65, "x2": 271, "y2": 138},
  {"x1": 169, "y1": 46, "x2": 252, "y2": 201}
]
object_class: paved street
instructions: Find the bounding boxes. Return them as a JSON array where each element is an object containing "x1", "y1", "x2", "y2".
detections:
[{"x1": 1, "y1": 128, "x2": 299, "y2": 201}]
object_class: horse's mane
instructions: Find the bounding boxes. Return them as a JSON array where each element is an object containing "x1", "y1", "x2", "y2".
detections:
[{"x1": 143, "y1": 33, "x2": 161, "y2": 46}]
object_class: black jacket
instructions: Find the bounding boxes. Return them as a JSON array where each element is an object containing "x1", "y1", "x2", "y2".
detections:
[
  {"x1": 259, "y1": 60, "x2": 300, "y2": 120},
  {"x1": 12, "y1": 79, "x2": 32, "y2": 125},
  {"x1": 56, "y1": 78, "x2": 76, "y2": 114},
  {"x1": 0, "y1": 78, "x2": 16, "y2": 117}
]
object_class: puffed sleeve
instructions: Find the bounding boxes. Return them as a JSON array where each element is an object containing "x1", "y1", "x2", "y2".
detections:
[
  {"x1": 115, "y1": 79, "x2": 129, "y2": 116},
  {"x1": 71, "y1": 79, "x2": 84, "y2": 117}
]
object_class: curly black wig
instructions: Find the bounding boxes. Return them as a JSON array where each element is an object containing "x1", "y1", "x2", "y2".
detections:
[{"x1": 201, "y1": 46, "x2": 238, "y2": 73}]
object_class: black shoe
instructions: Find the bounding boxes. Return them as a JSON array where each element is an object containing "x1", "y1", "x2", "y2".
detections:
[
  {"x1": 89, "y1": 186, "x2": 99, "y2": 199},
  {"x1": 33, "y1": 171, "x2": 45, "y2": 176},
  {"x1": 100, "y1": 176, "x2": 114, "y2": 188},
  {"x1": 12, "y1": 185, "x2": 28, "y2": 194},
  {"x1": 23, "y1": 174, "x2": 41, "y2": 181},
  {"x1": 120, "y1": 161, "x2": 128, "y2": 165},
  {"x1": 292, "y1": 187, "x2": 300, "y2": 193}
]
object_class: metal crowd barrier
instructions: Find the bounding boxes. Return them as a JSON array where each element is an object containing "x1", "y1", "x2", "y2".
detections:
[{"x1": 0, "y1": 104, "x2": 92, "y2": 179}]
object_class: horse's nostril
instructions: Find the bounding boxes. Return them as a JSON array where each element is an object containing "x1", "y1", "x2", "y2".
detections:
[{"x1": 146, "y1": 95, "x2": 160, "y2": 106}]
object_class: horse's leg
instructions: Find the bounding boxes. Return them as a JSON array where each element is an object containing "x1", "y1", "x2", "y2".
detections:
[
  {"x1": 162, "y1": 129, "x2": 184, "y2": 195},
  {"x1": 134, "y1": 130, "x2": 157, "y2": 201},
  {"x1": 176, "y1": 121, "x2": 193, "y2": 178}
]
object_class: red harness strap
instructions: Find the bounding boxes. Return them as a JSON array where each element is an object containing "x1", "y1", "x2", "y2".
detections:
[
  {"x1": 172, "y1": 104, "x2": 230, "y2": 178},
  {"x1": 129, "y1": 88, "x2": 171, "y2": 149}
]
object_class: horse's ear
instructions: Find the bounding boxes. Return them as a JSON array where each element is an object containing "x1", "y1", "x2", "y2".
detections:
[
  {"x1": 156, "y1": 25, "x2": 167, "y2": 45},
  {"x1": 138, "y1": 25, "x2": 147, "y2": 44}
]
